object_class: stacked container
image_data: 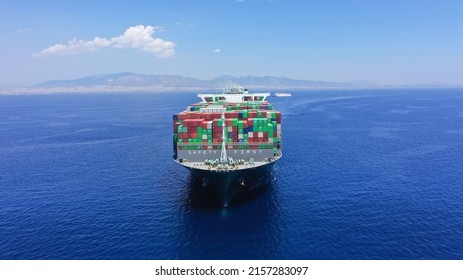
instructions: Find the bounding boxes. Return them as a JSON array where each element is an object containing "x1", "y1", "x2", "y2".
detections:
[{"x1": 173, "y1": 101, "x2": 281, "y2": 153}]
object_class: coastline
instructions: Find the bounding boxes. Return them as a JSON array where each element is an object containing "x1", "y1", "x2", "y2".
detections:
[{"x1": 2, "y1": 85, "x2": 462, "y2": 95}]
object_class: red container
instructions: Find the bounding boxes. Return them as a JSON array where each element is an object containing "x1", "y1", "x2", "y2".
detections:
[
  {"x1": 178, "y1": 113, "x2": 187, "y2": 120},
  {"x1": 184, "y1": 119, "x2": 203, "y2": 126}
]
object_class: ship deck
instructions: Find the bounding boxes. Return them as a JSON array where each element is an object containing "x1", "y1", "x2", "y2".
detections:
[{"x1": 177, "y1": 155, "x2": 281, "y2": 172}]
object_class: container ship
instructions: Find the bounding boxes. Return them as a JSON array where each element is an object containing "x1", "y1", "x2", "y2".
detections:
[{"x1": 173, "y1": 88, "x2": 282, "y2": 206}]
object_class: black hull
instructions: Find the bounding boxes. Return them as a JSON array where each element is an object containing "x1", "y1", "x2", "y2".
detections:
[{"x1": 185, "y1": 162, "x2": 276, "y2": 206}]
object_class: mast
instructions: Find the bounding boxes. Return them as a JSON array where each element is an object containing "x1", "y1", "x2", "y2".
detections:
[{"x1": 220, "y1": 112, "x2": 228, "y2": 164}]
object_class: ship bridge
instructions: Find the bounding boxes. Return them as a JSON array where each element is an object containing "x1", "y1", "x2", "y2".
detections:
[{"x1": 198, "y1": 88, "x2": 270, "y2": 103}]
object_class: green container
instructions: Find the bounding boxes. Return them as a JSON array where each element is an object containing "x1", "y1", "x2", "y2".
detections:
[
  {"x1": 267, "y1": 123, "x2": 273, "y2": 132},
  {"x1": 253, "y1": 118, "x2": 267, "y2": 126}
]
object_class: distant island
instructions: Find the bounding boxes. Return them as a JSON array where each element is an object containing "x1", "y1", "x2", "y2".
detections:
[{"x1": 0, "y1": 72, "x2": 457, "y2": 94}]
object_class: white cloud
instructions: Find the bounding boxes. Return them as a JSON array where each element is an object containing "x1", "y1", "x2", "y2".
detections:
[
  {"x1": 38, "y1": 37, "x2": 111, "y2": 56},
  {"x1": 17, "y1": 28, "x2": 31, "y2": 33},
  {"x1": 110, "y1": 25, "x2": 175, "y2": 57},
  {"x1": 35, "y1": 25, "x2": 176, "y2": 58},
  {"x1": 213, "y1": 48, "x2": 222, "y2": 53}
]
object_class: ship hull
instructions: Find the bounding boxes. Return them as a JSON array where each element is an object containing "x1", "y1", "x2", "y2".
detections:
[{"x1": 181, "y1": 161, "x2": 276, "y2": 206}]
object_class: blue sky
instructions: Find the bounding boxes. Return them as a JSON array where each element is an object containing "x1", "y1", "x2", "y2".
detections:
[{"x1": 1, "y1": 0, "x2": 462, "y2": 86}]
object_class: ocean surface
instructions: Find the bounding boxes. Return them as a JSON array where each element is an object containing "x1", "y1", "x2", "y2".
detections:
[{"x1": 0, "y1": 89, "x2": 462, "y2": 260}]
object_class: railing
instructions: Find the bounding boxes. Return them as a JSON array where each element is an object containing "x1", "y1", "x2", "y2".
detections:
[{"x1": 177, "y1": 142, "x2": 278, "y2": 150}]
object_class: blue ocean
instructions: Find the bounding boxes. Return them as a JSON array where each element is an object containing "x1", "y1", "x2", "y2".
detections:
[{"x1": 0, "y1": 89, "x2": 462, "y2": 259}]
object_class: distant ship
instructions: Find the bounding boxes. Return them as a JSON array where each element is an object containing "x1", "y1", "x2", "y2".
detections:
[
  {"x1": 173, "y1": 88, "x2": 282, "y2": 206},
  {"x1": 274, "y1": 92, "x2": 292, "y2": 97}
]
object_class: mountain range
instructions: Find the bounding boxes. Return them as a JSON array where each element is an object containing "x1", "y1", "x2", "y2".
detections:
[
  {"x1": 27, "y1": 72, "x2": 361, "y2": 93},
  {"x1": 1, "y1": 73, "x2": 460, "y2": 94}
]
